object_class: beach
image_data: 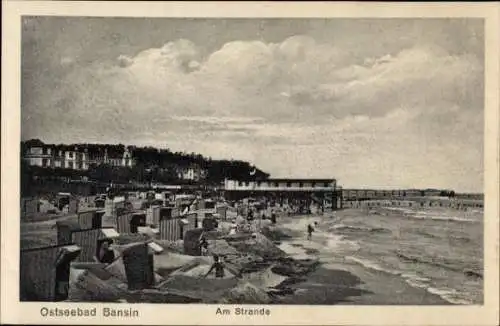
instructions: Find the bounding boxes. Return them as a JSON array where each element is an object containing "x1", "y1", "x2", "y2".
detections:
[{"x1": 19, "y1": 203, "x2": 483, "y2": 305}]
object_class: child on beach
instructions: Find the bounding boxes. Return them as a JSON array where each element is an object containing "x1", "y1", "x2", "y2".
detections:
[{"x1": 203, "y1": 254, "x2": 225, "y2": 279}]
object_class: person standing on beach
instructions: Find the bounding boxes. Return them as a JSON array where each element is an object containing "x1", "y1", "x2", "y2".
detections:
[
  {"x1": 247, "y1": 209, "x2": 254, "y2": 221},
  {"x1": 271, "y1": 210, "x2": 277, "y2": 224},
  {"x1": 203, "y1": 254, "x2": 225, "y2": 279},
  {"x1": 307, "y1": 224, "x2": 314, "y2": 240}
]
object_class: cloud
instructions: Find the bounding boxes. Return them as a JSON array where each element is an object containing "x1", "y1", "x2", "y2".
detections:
[
  {"x1": 22, "y1": 27, "x2": 484, "y2": 192},
  {"x1": 170, "y1": 116, "x2": 264, "y2": 124},
  {"x1": 97, "y1": 35, "x2": 482, "y2": 126},
  {"x1": 60, "y1": 56, "x2": 75, "y2": 66},
  {"x1": 286, "y1": 45, "x2": 482, "y2": 118}
]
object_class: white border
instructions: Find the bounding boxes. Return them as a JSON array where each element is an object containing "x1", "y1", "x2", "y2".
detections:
[{"x1": 2, "y1": 2, "x2": 499, "y2": 325}]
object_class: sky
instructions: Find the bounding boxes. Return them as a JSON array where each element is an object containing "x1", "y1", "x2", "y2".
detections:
[{"x1": 21, "y1": 17, "x2": 484, "y2": 192}]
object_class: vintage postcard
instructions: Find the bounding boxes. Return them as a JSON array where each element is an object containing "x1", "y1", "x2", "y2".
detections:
[{"x1": 1, "y1": 1, "x2": 499, "y2": 325}]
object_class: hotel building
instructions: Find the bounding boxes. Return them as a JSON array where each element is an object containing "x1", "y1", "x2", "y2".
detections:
[{"x1": 22, "y1": 140, "x2": 134, "y2": 170}]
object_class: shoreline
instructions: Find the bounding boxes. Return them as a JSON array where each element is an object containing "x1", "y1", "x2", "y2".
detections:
[
  {"x1": 20, "y1": 208, "x2": 476, "y2": 305},
  {"x1": 268, "y1": 212, "x2": 455, "y2": 305}
]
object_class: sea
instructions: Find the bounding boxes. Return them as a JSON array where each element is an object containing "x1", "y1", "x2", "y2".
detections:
[{"x1": 278, "y1": 206, "x2": 483, "y2": 305}]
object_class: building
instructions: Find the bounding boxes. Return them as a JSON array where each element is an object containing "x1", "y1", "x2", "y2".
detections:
[
  {"x1": 224, "y1": 178, "x2": 336, "y2": 192},
  {"x1": 23, "y1": 139, "x2": 53, "y2": 168},
  {"x1": 176, "y1": 164, "x2": 207, "y2": 181},
  {"x1": 22, "y1": 140, "x2": 135, "y2": 170},
  {"x1": 223, "y1": 178, "x2": 340, "y2": 210}
]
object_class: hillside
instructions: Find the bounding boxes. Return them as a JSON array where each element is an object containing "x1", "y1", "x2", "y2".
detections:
[{"x1": 21, "y1": 140, "x2": 270, "y2": 189}]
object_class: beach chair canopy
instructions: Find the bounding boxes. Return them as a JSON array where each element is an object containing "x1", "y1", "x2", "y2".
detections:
[{"x1": 100, "y1": 228, "x2": 120, "y2": 239}]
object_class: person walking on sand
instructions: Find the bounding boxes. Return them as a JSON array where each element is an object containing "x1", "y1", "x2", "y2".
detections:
[
  {"x1": 203, "y1": 254, "x2": 225, "y2": 279},
  {"x1": 307, "y1": 224, "x2": 314, "y2": 240}
]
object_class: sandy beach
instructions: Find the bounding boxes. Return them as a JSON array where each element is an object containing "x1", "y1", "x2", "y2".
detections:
[{"x1": 20, "y1": 204, "x2": 481, "y2": 305}]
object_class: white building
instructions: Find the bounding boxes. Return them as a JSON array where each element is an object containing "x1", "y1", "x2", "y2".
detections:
[
  {"x1": 177, "y1": 165, "x2": 207, "y2": 181},
  {"x1": 24, "y1": 144, "x2": 52, "y2": 168},
  {"x1": 224, "y1": 179, "x2": 336, "y2": 191},
  {"x1": 223, "y1": 178, "x2": 340, "y2": 209},
  {"x1": 22, "y1": 140, "x2": 135, "y2": 170}
]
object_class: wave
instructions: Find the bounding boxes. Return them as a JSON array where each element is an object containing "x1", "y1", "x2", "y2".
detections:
[
  {"x1": 426, "y1": 287, "x2": 474, "y2": 305},
  {"x1": 395, "y1": 252, "x2": 483, "y2": 279},
  {"x1": 330, "y1": 224, "x2": 391, "y2": 234},
  {"x1": 404, "y1": 278, "x2": 474, "y2": 304},
  {"x1": 409, "y1": 214, "x2": 477, "y2": 223},
  {"x1": 413, "y1": 230, "x2": 441, "y2": 239},
  {"x1": 396, "y1": 251, "x2": 457, "y2": 270},
  {"x1": 412, "y1": 230, "x2": 473, "y2": 244},
  {"x1": 345, "y1": 256, "x2": 401, "y2": 275},
  {"x1": 345, "y1": 256, "x2": 475, "y2": 304},
  {"x1": 312, "y1": 229, "x2": 361, "y2": 253},
  {"x1": 381, "y1": 207, "x2": 479, "y2": 223},
  {"x1": 449, "y1": 235, "x2": 473, "y2": 243}
]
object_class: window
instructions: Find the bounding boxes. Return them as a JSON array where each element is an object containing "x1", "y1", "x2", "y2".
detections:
[
  {"x1": 324, "y1": 182, "x2": 330, "y2": 187},
  {"x1": 42, "y1": 159, "x2": 48, "y2": 167},
  {"x1": 286, "y1": 182, "x2": 291, "y2": 187},
  {"x1": 274, "y1": 182, "x2": 279, "y2": 187},
  {"x1": 68, "y1": 162, "x2": 74, "y2": 169},
  {"x1": 312, "y1": 182, "x2": 316, "y2": 188},
  {"x1": 238, "y1": 181, "x2": 243, "y2": 187},
  {"x1": 299, "y1": 182, "x2": 303, "y2": 188},
  {"x1": 69, "y1": 152, "x2": 73, "y2": 159}
]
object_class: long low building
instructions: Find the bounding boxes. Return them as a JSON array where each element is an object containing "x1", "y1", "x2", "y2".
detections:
[{"x1": 223, "y1": 178, "x2": 341, "y2": 209}]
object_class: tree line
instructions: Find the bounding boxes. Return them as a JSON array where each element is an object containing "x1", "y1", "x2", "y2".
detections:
[{"x1": 21, "y1": 140, "x2": 270, "y2": 185}]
